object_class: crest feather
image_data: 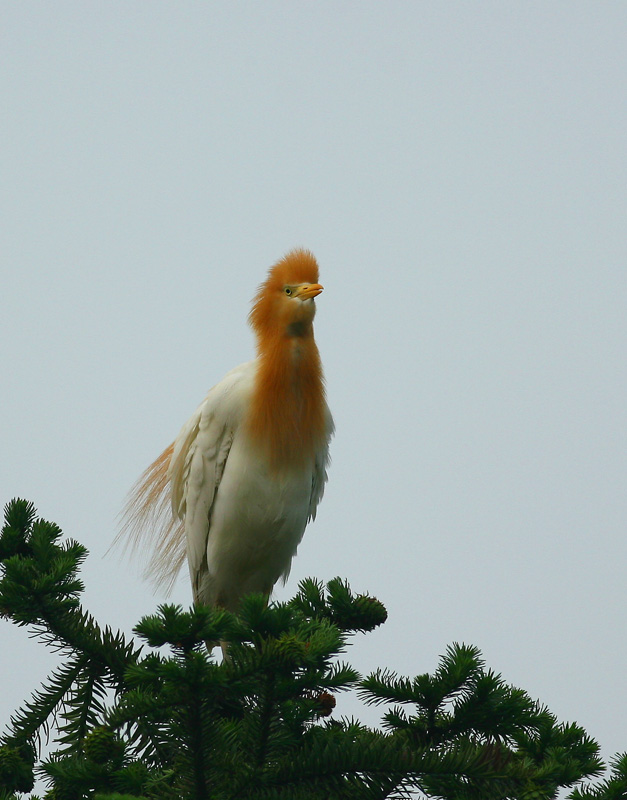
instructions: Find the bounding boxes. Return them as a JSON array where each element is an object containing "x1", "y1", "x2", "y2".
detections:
[{"x1": 249, "y1": 249, "x2": 319, "y2": 335}]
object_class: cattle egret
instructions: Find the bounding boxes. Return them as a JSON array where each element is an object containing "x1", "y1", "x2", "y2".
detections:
[{"x1": 121, "y1": 249, "x2": 333, "y2": 612}]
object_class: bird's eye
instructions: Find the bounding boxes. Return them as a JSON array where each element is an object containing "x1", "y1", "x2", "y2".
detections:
[{"x1": 284, "y1": 287, "x2": 292, "y2": 296}]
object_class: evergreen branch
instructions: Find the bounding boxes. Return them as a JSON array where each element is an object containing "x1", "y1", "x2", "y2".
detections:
[
  {"x1": 359, "y1": 670, "x2": 421, "y2": 708},
  {"x1": 2, "y1": 655, "x2": 88, "y2": 750},
  {"x1": 1, "y1": 500, "x2": 142, "y2": 691},
  {"x1": 255, "y1": 672, "x2": 277, "y2": 770},
  {"x1": 248, "y1": 729, "x2": 500, "y2": 798},
  {"x1": 290, "y1": 577, "x2": 388, "y2": 633},
  {"x1": 57, "y1": 661, "x2": 109, "y2": 753},
  {"x1": 569, "y1": 752, "x2": 627, "y2": 799}
]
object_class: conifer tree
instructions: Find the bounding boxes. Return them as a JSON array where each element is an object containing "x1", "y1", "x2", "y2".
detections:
[{"x1": 0, "y1": 499, "x2": 623, "y2": 799}]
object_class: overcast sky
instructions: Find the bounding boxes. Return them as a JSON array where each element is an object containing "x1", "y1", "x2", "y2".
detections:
[{"x1": 1, "y1": 2, "x2": 626, "y2": 792}]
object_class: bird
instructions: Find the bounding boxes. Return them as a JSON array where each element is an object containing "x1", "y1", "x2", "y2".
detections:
[{"x1": 120, "y1": 249, "x2": 333, "y2": 614}]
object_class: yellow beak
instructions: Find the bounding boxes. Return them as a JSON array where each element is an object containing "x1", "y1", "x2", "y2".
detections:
[{"x1": 297, "y1": 283, "x2": 324, "y2": 299}]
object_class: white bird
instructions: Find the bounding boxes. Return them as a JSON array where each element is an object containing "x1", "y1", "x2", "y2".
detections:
[{"x1": 121, "y1": 249, "x2": 333, "y2": 612}]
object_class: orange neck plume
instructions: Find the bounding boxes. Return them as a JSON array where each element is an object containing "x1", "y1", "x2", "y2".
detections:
[{"x1": 247, "y1": 324, "x2": 326, "y2": 470}]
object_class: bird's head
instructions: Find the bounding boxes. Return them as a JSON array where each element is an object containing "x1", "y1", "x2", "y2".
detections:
[{"x1": 249, "y1": 249, "x2": 323, "y2": 341}]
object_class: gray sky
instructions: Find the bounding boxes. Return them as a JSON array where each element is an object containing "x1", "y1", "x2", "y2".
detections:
[{"x1": 1, "y1": 1, "x2": 626, "y2": 789}]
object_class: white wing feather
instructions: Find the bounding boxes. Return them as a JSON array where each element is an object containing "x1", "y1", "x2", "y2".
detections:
[
  {"x1": 168, "y1": 362, "x2": 254, "y2": 601},
  {"x1": 308, "y1": 406, "x2": 334, "y2": 521}
]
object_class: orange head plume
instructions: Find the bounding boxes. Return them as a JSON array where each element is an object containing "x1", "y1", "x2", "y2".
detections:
[{"x1": 249, "y1": 249, "x2": 322, "y2": 344}]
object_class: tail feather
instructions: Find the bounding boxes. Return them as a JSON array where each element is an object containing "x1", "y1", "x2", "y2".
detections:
[{"x1": 114, "y1": 442, "x2": 186, "y2": 594}]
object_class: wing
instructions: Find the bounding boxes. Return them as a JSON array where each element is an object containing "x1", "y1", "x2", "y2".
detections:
[
  {"x1": 116, "y1": 361, "x2": 254, "y2": 596},
  {"x1": 169, "y1": 362, "x2": 254, "y2": 601},
  {"x1": 308, "y1": 403, "x2": 335, "y2": 521}
]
